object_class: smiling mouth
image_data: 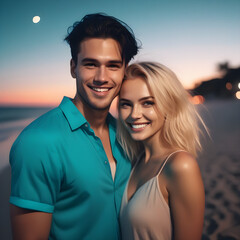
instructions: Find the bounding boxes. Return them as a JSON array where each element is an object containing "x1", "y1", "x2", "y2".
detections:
[
  {"x1": 128, "y1": 123, "x2": 150, "y2": 130},
  {"x1": 89, "y1": 86, "x2": 112, "y2": 93}
]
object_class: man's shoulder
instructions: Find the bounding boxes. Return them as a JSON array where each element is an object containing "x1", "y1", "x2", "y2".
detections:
[
  {"x1": 11, "y1": 106, "x2": 66, "y2": 151},
  {"x1": 9, "y1": 106, "x2": 70, "y2": 172},
  {"x1": 24, "y1": 107, "x2": 63, "y2": 133}
]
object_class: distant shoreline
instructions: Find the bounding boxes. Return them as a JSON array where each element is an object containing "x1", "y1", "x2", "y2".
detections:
[{"x1": 0, "y1": 106, "x2": 53, "y2": 123}]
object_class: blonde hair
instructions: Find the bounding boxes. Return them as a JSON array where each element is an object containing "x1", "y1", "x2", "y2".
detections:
[{"x1": 117, "y1": 62, "x2": 207, "y2": 161}]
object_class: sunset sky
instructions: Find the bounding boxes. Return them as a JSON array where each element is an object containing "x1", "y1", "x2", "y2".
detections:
[{"x1": 0, "y1": 0, "x2": 240, "y2": 106}]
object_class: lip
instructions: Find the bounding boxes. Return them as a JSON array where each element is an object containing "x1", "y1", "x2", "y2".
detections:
[
  {"x1": 88, "y1": 85, "x2": 113, "y2": 96},
  {"x1": 127, "y1": 122, "x2": 150, "y2": 132}
]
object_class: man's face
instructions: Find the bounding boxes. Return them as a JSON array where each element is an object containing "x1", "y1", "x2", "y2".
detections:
[{"x1": 71, "y1": 38, "x2": 125, "y2": 111}]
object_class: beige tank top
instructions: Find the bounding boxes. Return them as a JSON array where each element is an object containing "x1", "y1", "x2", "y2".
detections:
[{"x1": 120, "y1": 151, "x2": 183, "y2": 240}]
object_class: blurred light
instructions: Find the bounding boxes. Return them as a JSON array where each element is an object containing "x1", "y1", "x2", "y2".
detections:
[
  {"x1": 33, "y1": 16, "x2": 40, "y2": 23},
  {"x1": 226, "y1": 82, "x2": 232, "y2": 90},
  {"x1": 236, "y1": 91, "x2": 240, "y2": 100},
  {"x1": 190, "y1": 95, "x2": 205, "y2": 104},
  {"x1": 238, "y1": 83, "x2": 240, "y2": 89}
]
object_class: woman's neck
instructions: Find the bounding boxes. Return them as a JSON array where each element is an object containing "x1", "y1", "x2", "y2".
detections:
[{"x1": 142, "y1": 134, "x2": 173, "y2": 163}]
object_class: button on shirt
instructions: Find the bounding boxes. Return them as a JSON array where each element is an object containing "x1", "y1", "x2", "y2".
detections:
[{"x1": 10, "y1": 97, "x2": 131, "y2": 240}]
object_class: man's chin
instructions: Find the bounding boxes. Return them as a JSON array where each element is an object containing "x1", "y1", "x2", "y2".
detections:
[
  {"x1": 75, "y1": 94, "x2": 113, "y2": 111},
  {"x1": 91, "y1": 105, "x2": 111, "y2": 111},
  {"x1": 86, "y1": 101, "x2": 112, "y2": 111}
]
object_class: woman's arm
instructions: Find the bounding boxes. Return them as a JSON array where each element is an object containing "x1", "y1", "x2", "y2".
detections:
[{"x1": 167, "y1": 152, "x2": 205, "y2": 240}]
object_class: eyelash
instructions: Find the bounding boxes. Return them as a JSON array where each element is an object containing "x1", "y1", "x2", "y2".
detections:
[
  {"x1": 108, "y1": 64, "x2": 120, "y2": 69},
  {"x1": 84, "y1": 63, "x2": 96, "y2": 67},
  {"x1": 143, "y1": 101, "x2": 154, "y2": 106},
  {"x1": 119, "y1": 102, "x2": 131, "y2": 108},
  {"x1": 119, "y1": 101, "x2": 154, "y2": 108}
]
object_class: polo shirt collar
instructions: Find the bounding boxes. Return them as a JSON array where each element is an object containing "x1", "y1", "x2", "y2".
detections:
[{"x1": 59, "y1": 97, "x2": 87, "y2": 131}]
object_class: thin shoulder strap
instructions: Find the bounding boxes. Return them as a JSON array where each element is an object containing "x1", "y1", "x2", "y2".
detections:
[{"x1": 157, "y1": 150, "x2": 185, "y2": 176}]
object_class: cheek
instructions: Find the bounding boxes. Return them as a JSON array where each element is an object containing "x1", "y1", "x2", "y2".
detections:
[
  {"x1": 112, "y1": 70, "x2": 124, "y2": 83},
  {"x1": 78, "y1": 68, "x2": 95, "y2": 82},
  {"x1": 119, "y1": 108, "x2": 130, "y2": 121},
  {"x1": 144, "y1": 108, "x2": 159, "y2": 119}
]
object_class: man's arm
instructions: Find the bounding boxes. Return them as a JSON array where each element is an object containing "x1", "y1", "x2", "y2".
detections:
[{"x1": 10, "y1": 205, "x2": 52, "y2": 240}]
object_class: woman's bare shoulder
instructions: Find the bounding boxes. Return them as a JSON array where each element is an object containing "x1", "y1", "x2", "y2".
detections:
[{"x1": 164, "y1": 151, "x2": 202, "y2": 181}]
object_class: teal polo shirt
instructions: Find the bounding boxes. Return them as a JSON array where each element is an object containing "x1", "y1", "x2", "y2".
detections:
[{"x1": 10, "y1": 97, "x2": 131, "y2": 240}]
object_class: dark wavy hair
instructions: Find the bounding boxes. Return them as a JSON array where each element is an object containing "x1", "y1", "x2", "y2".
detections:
[{"x1": 64, "y1": 13, "x2": 140, "y2": 65}]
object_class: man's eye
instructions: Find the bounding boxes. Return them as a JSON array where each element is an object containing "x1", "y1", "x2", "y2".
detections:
[
  {"x1": 84, "y1": 63, "x2": 96, "y2": 68},
  {"x1": 108, "y1": 64, "x2": 120, "y2": 70}
]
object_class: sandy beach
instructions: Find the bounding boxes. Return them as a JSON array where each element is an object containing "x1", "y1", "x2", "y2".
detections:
[
  {"x1": 197, "y1": 100, "x2": 240, "y2": 240},
  {"x1": 0, "y1": 100, "x2": 239, "y2": 240}
]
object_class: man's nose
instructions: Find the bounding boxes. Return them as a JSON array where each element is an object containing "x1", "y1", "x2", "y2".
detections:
[{"x1": 94, "y1": 66, "x2": 108, "y2": 85}]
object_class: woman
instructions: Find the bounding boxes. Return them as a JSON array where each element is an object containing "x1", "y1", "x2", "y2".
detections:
[{"x1": 118, "y1": 62, "x2": 207, "y2": 240}]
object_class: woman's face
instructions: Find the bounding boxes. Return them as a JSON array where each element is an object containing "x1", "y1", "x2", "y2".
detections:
[{"x1": 119, "y1": 77, "x2": 165, "y2": 142}]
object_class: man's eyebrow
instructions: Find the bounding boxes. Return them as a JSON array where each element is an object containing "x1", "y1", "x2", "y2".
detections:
[
  {"x1": 81, "y1": 58, "x2": 98, "y2": 63},
  {"x1": 81, "y1": 58, "x2": 123, "y2": 65},
  {"x1": 108, "y1": 60, "x2": 123, "y2": 65}
]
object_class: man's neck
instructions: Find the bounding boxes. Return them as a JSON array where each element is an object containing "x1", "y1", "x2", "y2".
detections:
[{"x1": 72, "y1": 96, "x2": 109, "y2": 132}]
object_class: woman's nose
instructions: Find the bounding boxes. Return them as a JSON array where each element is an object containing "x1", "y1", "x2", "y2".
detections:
[{"x1": 131, "y1": 105, "x2": 142, "y2": 119}]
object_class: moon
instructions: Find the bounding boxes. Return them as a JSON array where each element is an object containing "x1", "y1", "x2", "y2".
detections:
[{"x1": 33, "y1": 16, "x2": 40, "y2": 24}]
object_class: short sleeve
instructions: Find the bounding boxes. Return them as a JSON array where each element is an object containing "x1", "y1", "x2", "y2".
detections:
[{"x1": 9, "y1": 128, "x2": 62, "y2": 213}]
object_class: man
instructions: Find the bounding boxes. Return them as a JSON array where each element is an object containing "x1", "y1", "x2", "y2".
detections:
[{"x1": 10, "y1": 13, "x2": 139, "y2": 240}]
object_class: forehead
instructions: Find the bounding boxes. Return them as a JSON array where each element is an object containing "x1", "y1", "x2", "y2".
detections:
[
  {"x1": 120, "y1": 77, "x2": 152, "y2": 99},
  {"x1": 78, "y1": 38, "x2": 122, "y2": 61}
]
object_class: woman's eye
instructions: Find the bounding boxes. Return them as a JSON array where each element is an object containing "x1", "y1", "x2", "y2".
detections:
[
  {"x1": 143, "y1": 101, "x2": 154, "y2": 106},
  {"x1": 119, "y1": 102, "x2": 131, "y2": 108}
]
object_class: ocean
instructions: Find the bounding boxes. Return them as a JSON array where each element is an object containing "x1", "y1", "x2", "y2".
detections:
[{"x1": 0, "y1": 106, "x2": 53, "y2": 142}]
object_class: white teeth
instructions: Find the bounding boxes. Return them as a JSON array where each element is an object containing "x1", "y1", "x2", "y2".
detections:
[
  {"x1": 131, "y1": 124, "x2": 148, "y2": 129},
  {"x1": 92, "y1": 88, "x2": 109, "y2": 92}
]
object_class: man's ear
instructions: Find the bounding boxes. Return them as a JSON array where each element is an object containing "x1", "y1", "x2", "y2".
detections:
[
  {"x1": 124, "y1": 63, "x2": 128, "y2": 76},
  {"x1": 70, "y1": 59, "x2": 76, "y2": 78}
]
